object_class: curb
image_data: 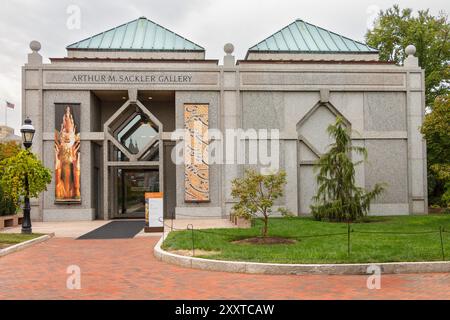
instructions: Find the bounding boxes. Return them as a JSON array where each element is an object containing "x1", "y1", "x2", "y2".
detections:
[
  {"x1": 0, "y1": 233, "x2": 54, "y2": 258},
  {"x1": 154, "y1": 235, "x2": 450, "y2": 275}
]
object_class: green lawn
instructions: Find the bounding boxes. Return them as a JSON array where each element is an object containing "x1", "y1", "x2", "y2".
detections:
[
  {"x1": 162, "y1": 215, "x2": 450, "y2": 264},
  {"x1": 0, "y1": 233, "x2": 43, "y2": 249}
]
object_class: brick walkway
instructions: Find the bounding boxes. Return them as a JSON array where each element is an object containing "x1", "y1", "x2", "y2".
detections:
[{"x1": 0, "y1": 237, "x2": 449, "y2": 300}]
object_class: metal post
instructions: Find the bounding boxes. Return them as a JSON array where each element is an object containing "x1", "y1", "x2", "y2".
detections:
[
  {"x1": 347, "y1": 222, "x2": 351, "y2": 256},
  {"x1": 20, "y1": 118, "x2": 35, "y2": 233},
  {"x1": 439, "y1": 226, "x2": 445, "y2": 261},
  {"x1": 187, "y1": 224, "x2": 195, "y2": 257},
  {"x1": 21, "y1": 172, "x2": 32, "y2": 234},
  {"x1": 161, "y1": 217, "x2": 165, "y2": 246}
]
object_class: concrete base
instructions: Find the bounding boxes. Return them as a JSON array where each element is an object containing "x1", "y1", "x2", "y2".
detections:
[
  {"x1": 369, "y1": 204, "x2": 410, "y2": 216},
  {"x1": 43, "y1": 209, "x2": 95, "y2": 222},
  {"x1": 0, "y1": 214, "x2": 23, "y2": 229},
  {"x1": 175, "y1": 206, "x2": 223, "y2": 219},
  {"x1": 165, "y1": 218, "x2": 235, "y2": 230}
]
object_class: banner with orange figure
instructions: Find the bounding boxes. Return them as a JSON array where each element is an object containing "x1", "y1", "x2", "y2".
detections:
[{"x1": 54, "y1": 104, "x2": 81, "y2": 203}]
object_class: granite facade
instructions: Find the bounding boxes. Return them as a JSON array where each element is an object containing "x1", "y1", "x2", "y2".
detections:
[{"x1": 22, "y1": 48, "x2": 427, "y2": 221}]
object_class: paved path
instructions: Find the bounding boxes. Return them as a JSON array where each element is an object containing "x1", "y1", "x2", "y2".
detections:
[
  {"x1": 0, "y1": 237, "x2": 449, "y2": 300},
  {"x1": 1, "y1": 219, "x2": 235, "y2": 238}
]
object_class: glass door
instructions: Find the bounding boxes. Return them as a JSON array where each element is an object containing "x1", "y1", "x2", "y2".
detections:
[{"x1": 116, "y1": 169, "x2": 159, "y2": 219}]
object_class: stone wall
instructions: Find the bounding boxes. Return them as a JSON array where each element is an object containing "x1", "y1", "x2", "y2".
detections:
[{"x1": 22, "y1": 43, "x2": 427, "y2": 221}]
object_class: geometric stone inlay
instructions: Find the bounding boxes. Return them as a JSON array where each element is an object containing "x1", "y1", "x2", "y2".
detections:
[{"x1": 298, "y1": 104, "x2": 345, "y2": 154}]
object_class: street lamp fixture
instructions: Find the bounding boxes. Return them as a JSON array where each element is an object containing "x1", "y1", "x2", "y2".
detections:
[
  {"x1": 21, "y1": 118, "x2": 35, "y2": 149},
  {"x1": 20, "y1": 117, "x2": 35, "y2": 234}
]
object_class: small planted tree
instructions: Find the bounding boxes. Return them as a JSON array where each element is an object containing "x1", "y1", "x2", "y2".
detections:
[
  {"x1": 231, "y1": 169, "x2": 289, "y2": 237},
  {"x1": 311, "y1": 117, "x2": 385, "y2": 222},
  {"x1": 0, "y1": 150, "x2": 52, "y2": 207}
]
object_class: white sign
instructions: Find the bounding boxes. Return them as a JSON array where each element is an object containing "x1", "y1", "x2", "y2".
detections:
[{"x1": 145, "y1": 193, "x2": 163, "y2": 229}]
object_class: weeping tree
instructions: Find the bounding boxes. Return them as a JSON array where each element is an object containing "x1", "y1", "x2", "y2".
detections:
[{"x1": 311, "y1": 117, "x2": 385, "y2": 222}]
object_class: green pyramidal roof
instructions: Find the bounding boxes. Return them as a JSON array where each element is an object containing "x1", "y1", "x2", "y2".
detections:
[
  {"x1": 67, "y1": 17, "x2": 204, "y2": 51},
  {"x1": 248, "y1": 19, "x2": 378, "y2": 54}
]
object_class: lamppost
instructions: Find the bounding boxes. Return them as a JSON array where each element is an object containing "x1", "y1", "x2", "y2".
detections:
[{"x1": 20, "y1": 118, "x2": 35, "y2": 234}]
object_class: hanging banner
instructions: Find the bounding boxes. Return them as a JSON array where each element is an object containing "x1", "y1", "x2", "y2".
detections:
[
  {"x1": 184, "y1": 104, "x2": 210, "y2": 202},
  {"x1": 145, "y1": 192, "x2": 164, "y2": 232},
  {"x1": 54, "y1": 103, "x2": 81, "y2": 203}
]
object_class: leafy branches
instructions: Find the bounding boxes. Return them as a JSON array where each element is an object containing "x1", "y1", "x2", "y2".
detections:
[
  {"x1": 366, "y1": 5, "x2": 449, "y2": 106},
  {"x1": 0, "y1": 150, "x2": 52, "y2": 207},
  {"x1": 0, "y1": 142, "x2": 21, "y2": 216},
  {"x1": 231, "y1": 170, "x2": 288, "y2": 237},
  {"x1": 421, "y1": 94, "x2": 450, "y2": 207}
]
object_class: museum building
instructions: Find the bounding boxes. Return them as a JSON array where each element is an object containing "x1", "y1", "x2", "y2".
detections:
[{"x1": 22, "y1": 17, "x2": 428, "y2": 222}]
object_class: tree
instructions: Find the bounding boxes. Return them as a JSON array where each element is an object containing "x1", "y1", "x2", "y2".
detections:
[
  {"x1": 365, "y1": 5, "x2": 449, "y2": 106},
  {"x1": 231, "y1": 169, "x2": 289, "y2": 237},
  {"x1": 311, "y1": 118, "x2": 385, "y2": 222},
  {"x1": 0, "y1": 141, "x2": 21, "y2": 160},
  {"x1": 0, "y1": 142, "x2": 21, "y2": 216},
  {"x1": 366, "y1": 5, "x2": 450, "y2": 208},
  {"x1": 421, "y1": 94, "x2": 450, "y2": 207},
  {"x1": 0, "y1": 150, "x2": 52, "y2": 207}
]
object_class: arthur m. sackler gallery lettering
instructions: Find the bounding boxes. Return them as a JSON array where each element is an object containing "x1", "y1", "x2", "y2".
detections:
[{"x1": 71, "y1": 73, "x2": 193, "y2": 84}]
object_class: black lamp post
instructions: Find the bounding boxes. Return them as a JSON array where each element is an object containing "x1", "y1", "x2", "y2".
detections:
[{"x1": 20, "y1": 118, "x2": 35, "y2": 234}]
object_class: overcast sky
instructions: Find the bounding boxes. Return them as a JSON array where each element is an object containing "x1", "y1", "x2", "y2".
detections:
[{"x1": 0, "y1": 0, "x2": 448, "y2": 134}]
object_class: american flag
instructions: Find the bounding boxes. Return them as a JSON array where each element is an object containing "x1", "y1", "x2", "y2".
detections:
[{"x1": 5, "y1": 101, "x2": 15, "y2": 109}]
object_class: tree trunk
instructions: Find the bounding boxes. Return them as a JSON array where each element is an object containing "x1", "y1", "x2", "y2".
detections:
[{"x1": 262, "y1": 215, "x2": 268, "y2": 237}]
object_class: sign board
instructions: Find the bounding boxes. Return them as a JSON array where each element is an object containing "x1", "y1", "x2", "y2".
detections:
[
  {"x1": 145, "y1": 192, "x2": 164, "y2": 233},
  {"x1": 44, "y1": 71, "x2": 219, "y2": 86}
]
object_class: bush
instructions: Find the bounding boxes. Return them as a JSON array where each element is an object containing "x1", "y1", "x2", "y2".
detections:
[
  {"x1": 0, "y1": 142, "x2": 21, "y2": 216},
  {"x1": 0, "y1": 186, "x2": 17, "y2": 216}
]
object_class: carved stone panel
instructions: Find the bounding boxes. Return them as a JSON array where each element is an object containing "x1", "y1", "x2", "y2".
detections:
[{"x1": 184, "y1": 104, "x2": 210, "y2": 202}]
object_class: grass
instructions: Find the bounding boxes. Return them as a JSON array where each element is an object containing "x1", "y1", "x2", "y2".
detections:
[
  {"x1": 0, "y1": 233, "x2": 43, "y2": 249},
  {"x1": 162, "y1": 215, "x2": 450, "y2": 264}
]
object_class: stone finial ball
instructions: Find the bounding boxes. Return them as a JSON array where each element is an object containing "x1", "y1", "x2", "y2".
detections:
[
  {"x1": 405, "y1": 45, "x2": 416, "y2": 56},
  {"x1": 30, "y1": 40, "x2": 41, "y2": 52},
  {"x1": 224, "y1": 43, "x2": 234, "y2": 55}
]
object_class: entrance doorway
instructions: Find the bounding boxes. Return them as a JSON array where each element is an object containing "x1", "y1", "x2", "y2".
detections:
[
  {"x1": 100, "y1": 90, "x2": 175, "y2": 220},
  {"x1": 116, "y1": 169, "x2": 159, "y2": 219}
]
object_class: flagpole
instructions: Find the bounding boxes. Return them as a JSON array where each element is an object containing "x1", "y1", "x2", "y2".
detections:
[{"x1": 4, "y1": 101, "x2": 15, "y2": 127}]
